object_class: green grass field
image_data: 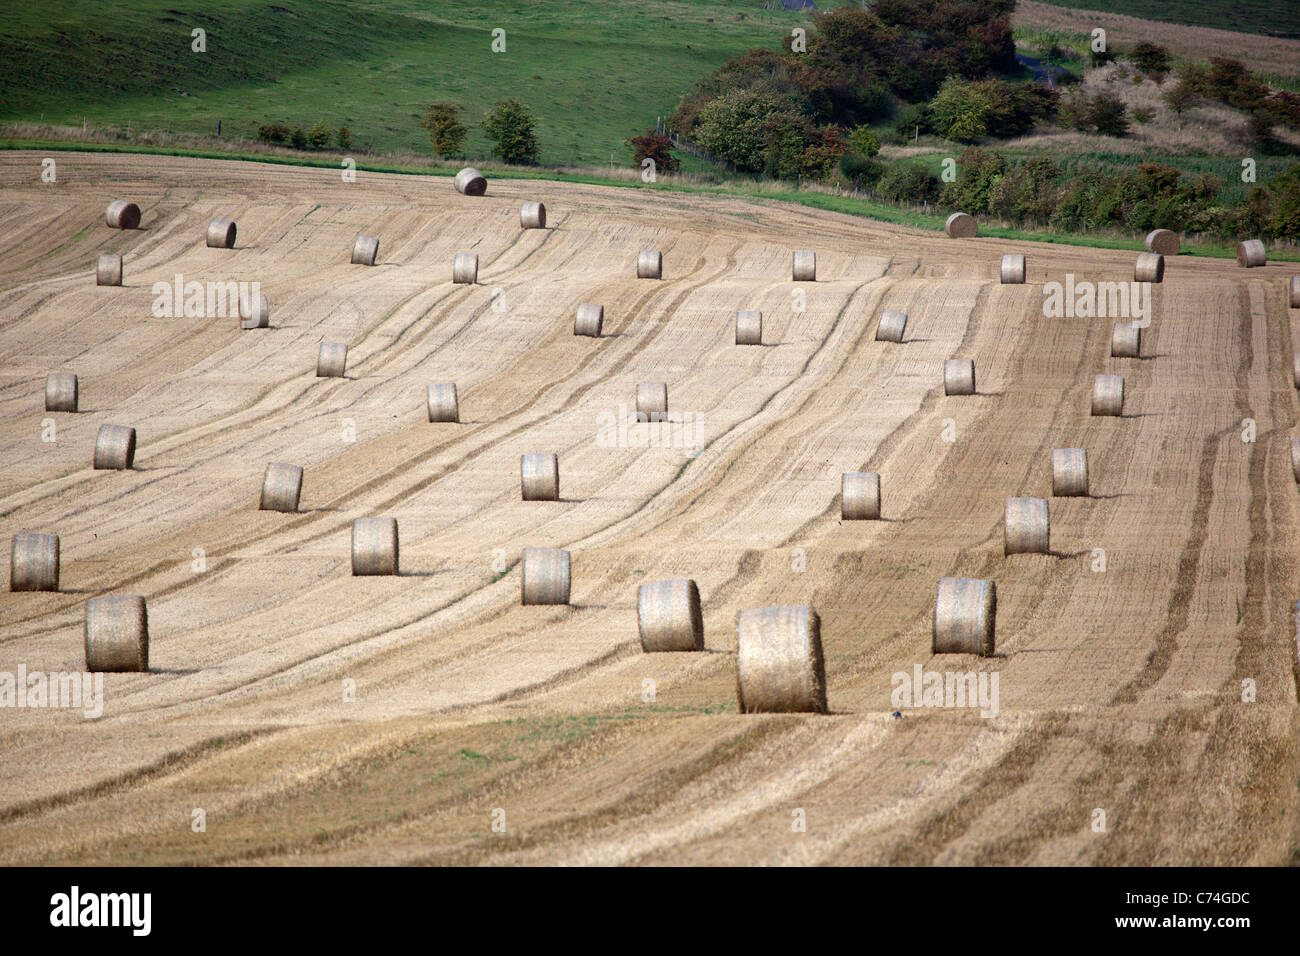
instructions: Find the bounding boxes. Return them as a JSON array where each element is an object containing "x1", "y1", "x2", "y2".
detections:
[
  {"x1": 1029, "y1": 0, "x2": 1300, "y2": 39},
  {"x1": 0, "y1": 0, "x2": 805, "y2": 166}
]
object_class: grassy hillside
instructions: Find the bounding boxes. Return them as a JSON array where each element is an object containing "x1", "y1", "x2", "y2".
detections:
[
  {"x1": 0, "y1": 0, "x2": 804, "y2": 165},
  {"x1": 1034, "y1": 0, "x2": 1300, "y2": 39}
]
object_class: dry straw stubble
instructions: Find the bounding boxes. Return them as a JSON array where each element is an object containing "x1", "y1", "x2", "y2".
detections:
[
  {"x1": 736, "y1": 605, "x2": 827, "y2": 714},
  {"x1": 85, "y1": 594, "x2": 149, "y2": 672},
  {"x1": 637, "y1": 579, "x2": 703, "y2": 652}
]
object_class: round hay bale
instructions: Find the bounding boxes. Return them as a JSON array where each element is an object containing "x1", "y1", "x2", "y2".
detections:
[
  {"x1": 637, "y1": 250, "x2": 662, "y2": 279},
  {"x1": 93, "y1": 424, "x2": 136, "y2": 470},
  {"x1": 427, "y1": 383, "x2": 459, "y2": 423},
  {"x1": 105, "y1": 200, "x2": 141, "y2": 230},
  {"x1": 637, "y1": 579, "x2": 703, "y2": 652},
  {"x1": 636, "y1": 382, "x2": 668, "y2": 423},
  {"x1": 45, "y1": 372, "x2": 78, "y2": 412},
  {"x1": 944, "y1": 358, "x2": 975, "y2": 395},
  {"x1": 96, "y1": 254, "x2": 122, "y2": 287},
  {"x1": 1092, "y1": 373, "x2": 1124, "y2": 416},
  {"x1": 85, "y1": 594, "x2": 148, "y2": 672},
  {"x1": 521, "y1": 546, "x2": 570, "y2": 605},
  {"x1": 10, "y1": 532, "x2": 59, "y2": 592},
  {"x1": 1237, "y1": 239, "x2": 1266, "y2": 268},
  {"x1": 841, "y1": 472, "x2": 881, "y2": 520},
  {"x1": 945, "y1": 212, "x2": 978, "y2": 238},
  {"x1": 454, "y1": 167, "x2": 487, "y2": 196},
  {"x1": 1145, "y1": 229, "x2": 1180, "y2": 256},
  {"x1": 1134, "y1": 251, "x2": 1164, "y2": 283},
  {"x1": 206, "y1": 217, "x2": 237, "y2": 249},
  {"x1": 736, "y1": 310, "x2": 762, "y2": 345},
  {"x1": 1000, "y1": 254, "x2": 1026, "y2": 284},
  {"x1": 933, "y1": 578, "x2": 995, "y2": 656},
  {"x1": 453, "y1": 253, "x2": 478, "y2": 284},
  {"x1": 521, "y1": 453, "x2": 559, "y2": 501},
  {"x1": 792, "y1": 251, "x2": 816, "y2": 281},
  {"x1": 735, "y1": 605, "x2": 827, "y2": 714},
  {"x1": 351, "y1": 517, "x2": 398, "y2": 576},
  {"x1": 876, "y1": 309, "x2": 907, "y2": 343},
  {"x1": 575, "y1": 303, "x2": 604, "y2": 337},
  {"x1": 1290, "y1": 276, "x2": 1299, "y2": 309},
  {"x1": 317, "y1": 341, "x2": 348, "y2": 378},
  {"x1": 1052, "y1": 448, "x2": 1089, "y2": 497},
  {"x1": 1004, "y1": 497, "x2": 1049, "y2": 555},
  {"x1": 351, "y1": 235, "x2": 379, "y2": 266},
  {"x1": 1291, "y1": 438, "x2": 1300, "y2": 484},
  {"x1": 520, "y1": 202, "x2": 546, "y2": 229},
  {"x1": 239, "y1": 292, "x2": 269, "y2": 329},
  {"x1": 1111, "y1": 322, "x2": 1141, "y2": 358},
  {"x1": 259, "y1": 462, "x2": 303, "y2": 513}
]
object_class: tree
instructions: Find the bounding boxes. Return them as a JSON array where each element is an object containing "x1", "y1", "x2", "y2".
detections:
[
  {"x1": 483, "y1": 100, "x2": 540, "y2": 164},
  {"x1": 336, "y1": 126, "x2": 353, "y2": 150},
  {"x1": 421, "y1": 102, "x2": 467, "y2": 158},
  {"x1": 290, "y1": 127, "x2": 307, "y2": 150},
  {"x1": 626, "y1": 130, "x2": 681, "y2": 172},
  {"x1": 307, "y1": 121, "x2": 332, "y2": 149},
  {"x1": 848, "y1": 126, "x2": 881, "y2": 157},
  {"x1": 1129, "y1": 41, "x2": 1171, "y2": 77},
  {"x1": 257, "y1": 122, "x2": 289, "y2": 145}
]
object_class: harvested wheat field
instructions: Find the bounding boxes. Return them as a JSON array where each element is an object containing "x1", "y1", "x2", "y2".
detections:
[{"x1": 1, "y1": 151, "x2": 1298, "y2": 866}]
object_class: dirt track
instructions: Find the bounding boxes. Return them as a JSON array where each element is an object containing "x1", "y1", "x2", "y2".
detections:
[{"x1": 0, "y1": 151, "x2": 1297, "y2": 865}]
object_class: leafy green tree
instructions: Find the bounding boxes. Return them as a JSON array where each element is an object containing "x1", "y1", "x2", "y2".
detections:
[
  {"x1": 421, "y1": 102, "x2": 467, "y2": 158},
  {"x1": 848, "y1": 126, "x2": 881, "y2": 157},
  {"x1": 483, "y1": 100, "x2": 540, "y2": 164},
  {"x1": 307, "y1": 121, "x2": 332, "y2": 149},
  {"x1": 336, "y1": 126, "x2": 353, "y2": 150}
]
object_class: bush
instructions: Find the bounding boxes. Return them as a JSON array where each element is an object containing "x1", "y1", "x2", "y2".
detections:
[
  {"x1": 626, "y1": 129, "x2": 681, "y2": 173},
  {"x1": 290, "y1": 128, "x2": 307, "y2": 150},
  {"x1": 257, "y1": 122, "x2": 289, "y2": 145},
  {"x1": 1131, "y1": 106, "x2": 1154, "y2": 124},
  {"x1": 1066, "y1": 91, "x2": 1130, "y2": 136},
  {"x1": 840, "y1": 152, "x2": 884, "y2": 188},
  {"x1": 421, "y1": 102, "x2": 467, "y2": 158},
  {"x1": 848, "y1": 125, "x2": 881, "y2": 157},
  {"x1": 1129, "y1": 42, "x2": 1171, "y2": 77},
  {"x1": 307, "y1": 121, "x2": 332, "y2": 150},
  {"x1": 876, "y1": 162, "x2": 940, "y2": 204},
  {"x1": 990, "y1": 157, "x2": 1060, "y2": 222},
  {"x1": 939, "y1": 146, "x2": 1006, "y2": 214},
  {"x1": 336, "y1": 126, "x2": 353, "y2": 150},
  {"x1": 693, "y1": 89, "x2": 811, "y2": 175},
  {"x1": 483, "y1": 100, "x2": 540, "y2": 164},
  {"x1": 1161, "y1": 80, "x2": 1199, "y2": 115},
  {"x1": 928, "y1": 77, "x2": 1056, "y2": 142}
]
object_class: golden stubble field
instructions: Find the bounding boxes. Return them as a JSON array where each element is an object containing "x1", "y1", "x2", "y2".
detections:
[{"x1": 0, "y1": 151, "x2": 1297, "y2": 865}]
